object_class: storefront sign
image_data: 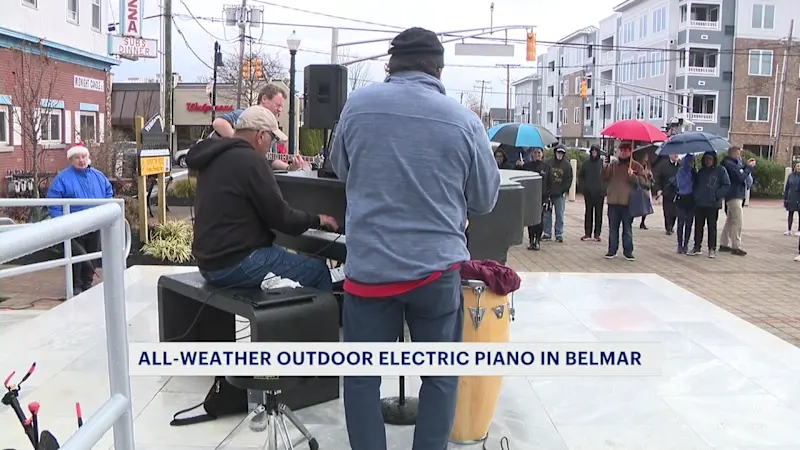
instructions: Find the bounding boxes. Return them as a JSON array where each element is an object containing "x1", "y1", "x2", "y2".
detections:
[
  {"x1": 186, "y1": 102, "x2": 235, "y2": 114},
  {"x1": 108, "y1": 35, "x2": 157, "y2": 59},
  {"x1": 120, "y1": 0, "x2": 142, "y2": 37},
  {"x1": 139, "y1": 156, "x2": 170, "y2": 176},
  {"x1": 74, "y1": 75, "x2": 105, "y2": 92}
]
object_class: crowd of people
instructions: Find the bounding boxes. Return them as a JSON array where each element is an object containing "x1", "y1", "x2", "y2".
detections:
[{"x1": 495, "y1": 142, "x2": 800, "y2": 261}]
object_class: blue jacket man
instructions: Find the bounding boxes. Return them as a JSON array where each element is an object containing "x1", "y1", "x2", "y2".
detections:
[
  {"x1": 46, "y1": 144, "x2": 113, "y2": 293},
  {"x1": 719, "y1": 146, "x2": 755, "y2": 255},
  {"x1": 689, "y1": 151, "x2": 730, "y2": 258},
  {"x1": 330, "y1": 27, "x2": 500, "y2": 450}
]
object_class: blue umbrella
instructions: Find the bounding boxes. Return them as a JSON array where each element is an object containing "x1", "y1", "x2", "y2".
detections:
[
  {"x1": 487, "y1": 123, "x2": 558, "y2": 148},
  {"x1": 656, "y1": 132, "x2": 731, "y2": 156}
]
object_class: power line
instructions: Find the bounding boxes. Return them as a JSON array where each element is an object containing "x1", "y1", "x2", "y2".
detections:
[
  {"x1": 249, "y1": 0, "x2": 403, "y2": 30},
  {"x1": 172, "y1": 18, "x2": 213, "y2": 70}
]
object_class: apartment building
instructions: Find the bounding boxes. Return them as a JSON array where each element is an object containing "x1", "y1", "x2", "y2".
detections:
[
  {"x1": 597, "y1": 14, "x2": 620, "y2": 135},
  {"x1": 0, "y1": 0, "x2": 118, "y2": 176},
  {"x1": 512, "y1": 74, "x2": 543, "y2": 125},
  {"x1": 729, "y1": 0, "x2": 800, "y2": 162},
  {"x1": 558, "y1": 27, "x2": 599, "y2": 146}
]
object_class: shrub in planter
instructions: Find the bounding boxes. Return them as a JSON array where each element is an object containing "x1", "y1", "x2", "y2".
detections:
[
  {"x1": 141, "y1": 220, "x2": 194, "y2": 264},
  {"x1": 166, "y1": 177, "x2": 196, "y2": 206}
]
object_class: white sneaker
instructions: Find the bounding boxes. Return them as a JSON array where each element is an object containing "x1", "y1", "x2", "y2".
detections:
[
  {"x1": 795, "y1": 231, "x2": 800, "y2": 237},
  {"x1": 784, "y1": 230, "x2": 793, "y2": 236},
  {"x1": 795, "y1": 255, "x2": 800, "y2": 262}
]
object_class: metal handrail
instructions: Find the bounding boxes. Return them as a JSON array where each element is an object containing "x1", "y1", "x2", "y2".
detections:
[
  {"x1": 0, "y1": 198, "x2": 131, "y2": 299},
  {"x1": 0, "y1": 204, "x2": 135, "y2": 449}
]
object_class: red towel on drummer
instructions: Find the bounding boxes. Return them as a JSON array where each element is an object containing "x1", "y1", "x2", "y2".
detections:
[{"x1": 459, "y1": 260, "x2": 520, "y2": 296}]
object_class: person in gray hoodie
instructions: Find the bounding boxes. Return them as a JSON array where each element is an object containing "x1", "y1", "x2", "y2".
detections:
[{"x1": 330, "y1": 27, "x2": 500, "y2": 450}]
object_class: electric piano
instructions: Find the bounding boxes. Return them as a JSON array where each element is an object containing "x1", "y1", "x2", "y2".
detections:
[{"x1": 274, "y1": 169, "x2": 542, "y2": 264}]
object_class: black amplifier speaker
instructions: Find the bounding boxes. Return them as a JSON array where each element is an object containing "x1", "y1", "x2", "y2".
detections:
[{"x1": 303, "y1": 64, "x2": 348, "y2": 130}]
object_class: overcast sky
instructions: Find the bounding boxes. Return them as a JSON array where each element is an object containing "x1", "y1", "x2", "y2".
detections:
[{"x1": 112, "y1": 0, "x2": 619, "y2": 108}]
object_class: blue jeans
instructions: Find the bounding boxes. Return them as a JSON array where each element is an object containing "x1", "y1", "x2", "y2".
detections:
[
  {"x1": 200, "y1": 246, "x2": 332, "y2": 291},
  {"x1": 607, "y1": 204, "x2": 634, "y2": 256},
  {"x1": 343, "y1": 270, "x2": 463, "y2": 450},
  {"x1": 676, "y1": 207, "x2": 694, "y2": 249},
  {"x1": 542, "y1": 194, "x2": 566, "y2": 238}
]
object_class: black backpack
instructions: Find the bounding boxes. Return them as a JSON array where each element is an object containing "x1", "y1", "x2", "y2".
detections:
[{"x1": 170, "y1": 377, "x2": 248, "y2": 426}]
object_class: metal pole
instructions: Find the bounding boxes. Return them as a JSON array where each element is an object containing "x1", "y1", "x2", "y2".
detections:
[
  {"x1": 211, "y1": 41, "x2": 219, "y2": 122},
  {"x1": 490, "y1": 2, "x2": 495, "y2": 33},
  {"x1": 63, "y1": 205, "x2": 73, "y2": 299},
  {"x1": 158, "y1": 0, "x2": 166, "y2": 123},
  {"x1": 100, "y1": 215, "x2": 136, "y2": 450},
  {"x1": 330, "y1": 27, "x2": 339, "y2": 64},
  {"x1": 505, "y1": 67, "x2": 511, "y2": 122},
  {"x1": 235, "y1": 0, "x2": 248, "y2": 109},
  {"x1": 774, "y1": 20, "x2": 794, "y2": 163},
  {"x1": 478, "y1": 81, "x2": 486, "y2": 122},
  {"x1": 289, "y1": 49, "x2": 297, "y2": 155},
  {"x1": 602, "y1": 91, "x2": 606, "y2": 153},
  {"x1": 164, "y1": 0, "x2": 173, "y2": 154}
]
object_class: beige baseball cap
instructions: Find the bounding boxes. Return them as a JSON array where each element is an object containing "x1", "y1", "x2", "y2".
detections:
[{"x1": 235, "y1": 106, "x2": 288, "y2": 141}]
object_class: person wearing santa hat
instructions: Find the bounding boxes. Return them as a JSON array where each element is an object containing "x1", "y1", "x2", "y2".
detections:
[{"x1": 46, "y1": 143, "x2": 113, "y2": 294}]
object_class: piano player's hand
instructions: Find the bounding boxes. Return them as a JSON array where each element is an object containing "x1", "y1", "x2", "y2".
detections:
[{"x1": 318, "y1": 214, "x2": 339, "y2": 231}]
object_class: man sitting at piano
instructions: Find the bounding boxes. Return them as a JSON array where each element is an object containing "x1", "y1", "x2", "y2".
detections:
[
  {"x1": 330, "y1": 27, "x2": 501, "y2": 450},
  {"x1": 211, "y1": 83, "x2": 308, "y2": 171},
  {"x1": 187, "y1": 105, "x2": 338, "y2": 291}
]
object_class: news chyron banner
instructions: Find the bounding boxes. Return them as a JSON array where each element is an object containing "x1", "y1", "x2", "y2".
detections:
[{"x1": 129, "y1": 342, "x2": 664, "y2": 377}]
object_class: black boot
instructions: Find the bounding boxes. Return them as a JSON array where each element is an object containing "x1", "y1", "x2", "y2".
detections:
[{"x1": 527, "y1": 238, "x2": 536, "y2": 250}]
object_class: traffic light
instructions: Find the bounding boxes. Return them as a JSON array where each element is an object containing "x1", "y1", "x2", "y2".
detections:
[
  {"x1": 580, "y1": 79, "x2": 588, "y2": 99},
  {"x1": 526, "y1": 31, "x2": 536, "y2": 62},
  {"x1": 253, "y1": 58, "x2": 263, "y2": 79},
  {"x1": 242, "y1": 58, "x2": 251, "y2": 80}
]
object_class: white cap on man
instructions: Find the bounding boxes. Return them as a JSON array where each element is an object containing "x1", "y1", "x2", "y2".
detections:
[
  {"x1": 66, "y1": 144, "x2": 90, "y2": 159},
  {"x1": 235, "y1": 106, "x2": 288, "y2": 141}
]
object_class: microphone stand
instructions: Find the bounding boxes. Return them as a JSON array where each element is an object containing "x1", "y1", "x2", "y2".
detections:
[{"x1": 379, "y1": 315, "x2": 418, "y2": 425}]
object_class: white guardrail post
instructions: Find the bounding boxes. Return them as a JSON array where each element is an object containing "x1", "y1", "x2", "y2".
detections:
[{"x1": 0, "y1": 200, "x2": 135, "y2": 450}]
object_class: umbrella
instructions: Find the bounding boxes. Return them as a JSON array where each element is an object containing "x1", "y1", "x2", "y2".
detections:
[
  {"x1": 487, "y1": 123, "x2": 559, "y2": 148},
  {"x1": 656, "y1": 132, "x2": 731, "y2": 156},
  {"x1": 633, "y1": 143, "x2": 660, "y2": 165},
  {"x1": 601, "y1": 120, "x2": 668, "y2": 142}
]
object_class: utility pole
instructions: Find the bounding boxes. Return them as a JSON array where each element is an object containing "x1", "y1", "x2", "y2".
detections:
[
  {"x1": 774, "y1": 19, "x2": 795, "y2": 163},
  {"x1": 330, "y1": 28, "x2": 339, "y2": 64},
  {"x1": 474, "y1": 80, "x2": 491, "y2": 125},
  {"x1": 497, "y1": 63, "x2": 520, "y2": 122},
  {"x1": 460, "y1": 92, "x2": 464, "y2": 104},
  {"x1": 163, "y1": 0, "x2": 173, "y2": 152},
  {"x1": 235, "y1": 0, "x2": 248, "y2": 109}
]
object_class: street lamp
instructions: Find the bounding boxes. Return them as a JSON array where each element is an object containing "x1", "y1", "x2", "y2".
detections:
[{"x1": 287, "y1": 31, "x2": 301, "y2": 155}]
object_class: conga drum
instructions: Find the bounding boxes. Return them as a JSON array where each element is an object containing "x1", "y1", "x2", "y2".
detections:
[{"x1": 450, "y1": 279, "x2": 510, "y2": 444}]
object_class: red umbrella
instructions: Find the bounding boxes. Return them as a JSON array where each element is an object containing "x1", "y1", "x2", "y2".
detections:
[{"x1": 601, "y1": 120, "x2": 668, "y2": 143}]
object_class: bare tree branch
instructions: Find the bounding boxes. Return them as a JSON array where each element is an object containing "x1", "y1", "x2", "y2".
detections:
[
  {"x1": 9, "y1": 41, "x2": 62, "y2": 198},
  {"x1": 208, "y1": 47, "x2": 289, "y2": 107},
  {"x1": 463, "y1": 93, "x2": 484, "y2": 118},
  {"x1": 338, "y1": 49, "x2": 372, "y2": 91}
]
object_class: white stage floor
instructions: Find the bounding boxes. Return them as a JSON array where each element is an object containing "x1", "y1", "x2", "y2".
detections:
[{"x1": 2, "y1": 266, "x2": 800, "y2": 449}]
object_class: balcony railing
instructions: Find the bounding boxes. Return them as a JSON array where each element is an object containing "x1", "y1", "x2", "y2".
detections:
[
  {"x1": 677, "y1": 65, "x2": 719, "y2": 76},
  {"x1": 691, "y1": 112, "x2": 716, "y2": 122},
  {"x1": 680, "y1": 19, "x2": 721, "y2": 30},
  {"x1": 0, "y1": 199, "x2": 135, "y2": 450}
]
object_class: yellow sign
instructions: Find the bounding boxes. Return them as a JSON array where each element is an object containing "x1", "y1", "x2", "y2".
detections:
[{"x1": 140, "y1": 156, "x2": 170, "y2": 176}]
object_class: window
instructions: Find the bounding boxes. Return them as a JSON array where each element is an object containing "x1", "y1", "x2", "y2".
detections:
[
  {"x1": 91, "y1": 0, "x2": 101, "y2": 30},
  {"x1": 547, "y1": 111, "x2": 553, "y2": 123},
  {"x1": 751, "y1": 4, "x2": 775, "y2": 29},
  {"x1": 79, "y1": 113, "x2": 97, "y2": 141},
  {"x1": 585, "y1": 106, "x2": 592, "y2": 122},
  {"x1": 746, "y1": 96, "x2": 770, "y2": 122},
  {"x1": 575, "y1": 77, "x2": 581, "y2": 94},
  {"x1": 635, "y1": 97, "x2": 645, "y2": 119},
  {"x1": 562, "y1": 81, "x2": 568, "y2": 96},
  {"x1": 796, "y1": 99, "x2": 800, "y2": 124},
  {"x1": 650, "y1": 51, "x2": 665, "y2": 76},
  {"x1": 653, "y1": 6, "x2": 667, "y2": 33},
  {"x1": 41, "y1": 110, "x2": 62, "y2": 142},
  {"x1": 618, "y1": 98, "x2": 633, "y2": 120},
  {"x1": 748, "y1": 50, "x2": 773, "y2": 76},
  {"x1": 639, "y1": 15, "x2": 648, "y2": 38},
  {"x1": 67, "y1": 0, "x2": 78, "y2": 23},
  {"x1": 621, "y1": 21, "x2": 635, "y2": 44},
  {"x1": 574, "y1": 107, "x2": 580, "y2": 124},
  {"x1": 637, "y1": 55, "x2": 647, "y2": 79},
  {"x1": 22, "y1": 0, "x2": 37, "y2": 7},
  {"x1": 649, "y1": 95, "x2": 664, "y2": 119},
  {"x1": 560, "y1": 108, "x2": 567, "y2": 125},
  {"x1": 620, "y1": 60, "x2": 635, "y2": 82},
  {"x1": 0, "y1": 107, "x2": 8, "y2": 144}
]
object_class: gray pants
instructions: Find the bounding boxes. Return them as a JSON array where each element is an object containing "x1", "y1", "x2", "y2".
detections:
[{"x1": 343, "y1": 269, "x2": 464, "y2": 450}]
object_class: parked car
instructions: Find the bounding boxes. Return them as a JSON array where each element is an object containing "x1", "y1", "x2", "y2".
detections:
[{"x1": 174, "y1": 148, "x2": 189, "y2": 168}]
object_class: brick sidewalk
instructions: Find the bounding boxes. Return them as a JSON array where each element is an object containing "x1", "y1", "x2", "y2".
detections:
[{"x1": 507, "y1": 196, "x2": 800, "y2": 345}]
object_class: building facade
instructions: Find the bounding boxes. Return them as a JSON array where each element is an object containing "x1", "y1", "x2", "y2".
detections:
[
  {"x1": 557, "y1": 27, "x2": 599, "y2": 147},
  {"x1": 729, "y1": 0, "x2": 800, "y2": 162},
  {"x1": 0, "y1": 0, "x2": 118, "y2": 177},
  {"x1": 512, "y1": 74, "x2": 542, "y2": 125}
]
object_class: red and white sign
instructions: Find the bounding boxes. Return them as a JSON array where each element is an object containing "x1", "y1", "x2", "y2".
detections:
[
  {"x1": 109, "y1": 35, "x2": 158, "y2": 59},
  {"x1": 120, "y1": 0, "x2": 142, "y2": 37},
  {"x1": 186, "y1": 102, "x2": 235, "y2": 114}
]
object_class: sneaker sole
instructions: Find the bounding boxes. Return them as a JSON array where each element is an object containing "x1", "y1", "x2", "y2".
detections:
[
  {"x1": 624, "y1": 256, "x2": 635, "y2": 261},
  {"x1": 604, "y1": 254, "x2": 616, "y2": 259}
]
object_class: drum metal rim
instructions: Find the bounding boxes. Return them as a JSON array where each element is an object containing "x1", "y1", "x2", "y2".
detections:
[{"x1": 461, "y1": 279, "x2": 486, "y2": 288}]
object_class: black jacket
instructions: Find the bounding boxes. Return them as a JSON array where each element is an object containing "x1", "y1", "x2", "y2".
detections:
[
  {"x1": 521, "y1": 159, "x2": 551, "y2": 203},
  {"x1": 654, "y1": 159, "x2": 680, "y2": 197},
  {"x1": 578, "y1": 154, "x2": 605, "y2": 196},
  {"x1": 186, "y1": 137, "x2": 320, "y2": 271},
  {"x1": 693, "y1": 152, "x2": 731, "y2": 209},
  {"x1": 721, "y1": 156, "x2": 753, "y2": 201},
  {"x1": 547, "y1": 156, "x2": 573, "y2": 198}
]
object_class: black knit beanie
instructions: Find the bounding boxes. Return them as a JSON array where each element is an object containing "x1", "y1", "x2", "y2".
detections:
[{"x1": 389, "y1": 27, "x2": 445, "y2": 66}]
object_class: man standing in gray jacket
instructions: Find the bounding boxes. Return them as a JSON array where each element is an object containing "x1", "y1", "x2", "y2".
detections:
[{"x1": 330, "y1": 27, "x2": 501, "y2": 450}]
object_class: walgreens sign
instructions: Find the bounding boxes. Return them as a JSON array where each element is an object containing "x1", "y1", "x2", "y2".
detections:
[{"x1": 119, "y1": 0, "x2": 142, "y2": 37}]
